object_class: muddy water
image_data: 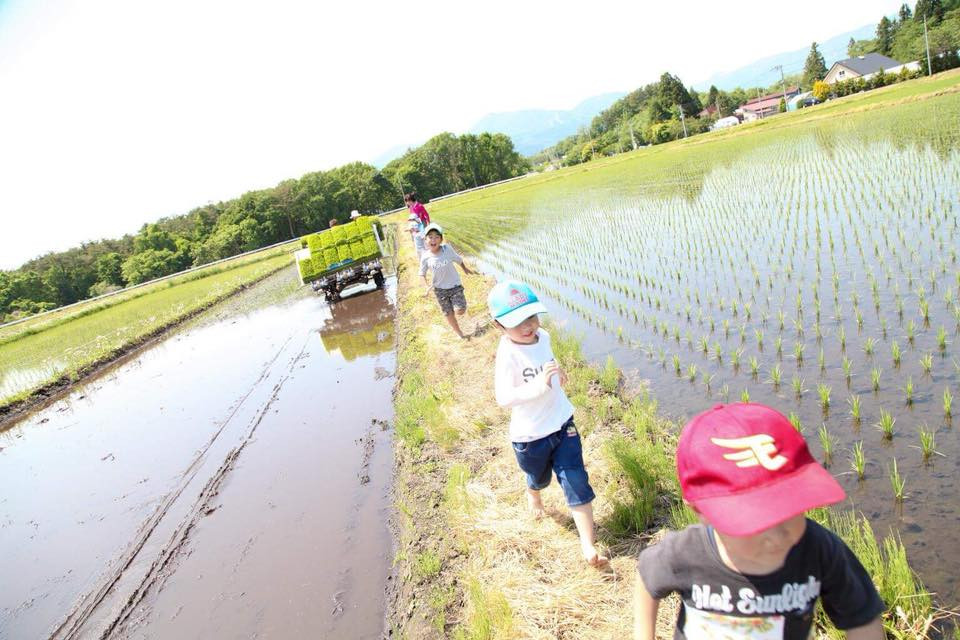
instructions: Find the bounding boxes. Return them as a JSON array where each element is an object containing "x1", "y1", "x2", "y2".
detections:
[{"x1": 0, "y1": 269, "x2": 397, "y2": 639}]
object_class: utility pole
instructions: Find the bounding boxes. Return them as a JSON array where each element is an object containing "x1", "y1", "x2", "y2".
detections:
[
  {"x1": 756, "y1": 87, "x2": 764, "y2": 119},
  {"x1": 772, "y1": 64, "x2": 788, "y2": 104},
  {"x1": 629, "y1": 120, "x2": 638, "y2": 150},
  {"x1": 677, "y1": 104, "x2": 688, "y2": 138},
  {"x1": 923, "y1": 13, "x2": 933, "y2": 76}
]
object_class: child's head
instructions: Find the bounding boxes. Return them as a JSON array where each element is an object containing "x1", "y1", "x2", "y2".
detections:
[
  {"x1": 404, "y1": 191, "x2": 419, "y2": 204},
  {"x1": 487, "y1": 281, "x2": 548, "y2": 344},
  {"x1": 677, "y1": 403, "x2": 845, "y2": 539},
  {"x1": 423, "y1": 223, "x2": 443, "y2": 249}
]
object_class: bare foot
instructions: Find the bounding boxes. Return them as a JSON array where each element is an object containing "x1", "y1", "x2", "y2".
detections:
[
  {"x1": 582, "y1": 542, "x2": 609, "y2": 568},
  {"x1": 526, "y1": 492, "x2": 545, "y2": 519}
]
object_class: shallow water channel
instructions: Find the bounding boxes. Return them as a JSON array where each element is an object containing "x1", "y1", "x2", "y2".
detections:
[{"x1": 0, "y1": 268, "x2": 397, "y2": 639}]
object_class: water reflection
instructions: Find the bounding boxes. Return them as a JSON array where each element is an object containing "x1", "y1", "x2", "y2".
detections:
[{"x1": 318, "y1": 289, "x2": 395, "y2": 361}]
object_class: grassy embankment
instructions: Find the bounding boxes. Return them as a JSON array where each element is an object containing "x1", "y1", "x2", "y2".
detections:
[
  {"x1": 387, "y1": 72, "x2": 958, "y2": 638},
  {"x1": 0, "y1": 244, "x2": 296, "y2": 413}
]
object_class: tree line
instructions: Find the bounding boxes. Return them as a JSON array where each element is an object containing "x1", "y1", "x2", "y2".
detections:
[
  {"x1": 849, "y1": 0, "x2": 960, "y2": 72},
  {"x1": 531, "y1": 0, "x2": 959, "y2": 170},
  {"x1": 1, "y1": 132, "x2": 527, "y2": 322}
]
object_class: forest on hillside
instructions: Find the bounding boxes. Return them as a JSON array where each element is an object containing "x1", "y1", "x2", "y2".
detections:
[{"x1": 0, "y1": 132, "x2": 527, "y2": 322}]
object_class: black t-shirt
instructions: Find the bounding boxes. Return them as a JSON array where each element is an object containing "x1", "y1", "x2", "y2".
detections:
[{"x1": 637, "y1": 519, "x2": 883, "y2": 639}]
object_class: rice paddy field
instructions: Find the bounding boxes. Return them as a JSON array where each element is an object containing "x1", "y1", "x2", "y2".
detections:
[
  {"x1": 0, "y1": 244, "x2": 296, "y2": 408},
  {"x1": 429, "y1": 72, "x2": 960, "y2": 608}
]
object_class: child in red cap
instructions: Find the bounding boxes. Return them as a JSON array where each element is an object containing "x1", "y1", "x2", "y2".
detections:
[{"x1": 634, "y1": 403, "x2": 884, "y2": 640}]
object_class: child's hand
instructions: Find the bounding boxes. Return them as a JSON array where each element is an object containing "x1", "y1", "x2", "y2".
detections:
[{"x1": 543, "y1": 360, "x2": 566, "y2": 388}]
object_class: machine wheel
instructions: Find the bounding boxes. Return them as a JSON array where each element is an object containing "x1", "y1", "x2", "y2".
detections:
[{"x1": 373, "y1": 271, "x2": 385, "y2": 289}]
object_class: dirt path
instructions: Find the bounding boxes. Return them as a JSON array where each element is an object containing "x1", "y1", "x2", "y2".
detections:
[{"x1": 0, "y1": 268, "x2": 397, "y2": 639}]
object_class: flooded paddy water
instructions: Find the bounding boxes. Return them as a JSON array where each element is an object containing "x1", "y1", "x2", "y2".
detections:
[
  {"x1": 0, "y1": 267, "x2": 397, "y2": 639},
  {"x1": 436, "y1": 91, "x2": 960, "y2": 607}
]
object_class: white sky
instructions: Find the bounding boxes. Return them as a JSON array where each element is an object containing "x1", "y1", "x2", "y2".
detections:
[{"x1": 0, "y1": 0, "x2": 898, "y2": 269}]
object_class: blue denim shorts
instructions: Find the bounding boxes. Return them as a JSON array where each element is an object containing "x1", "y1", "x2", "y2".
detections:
[{"x1": 511, "y1": 417, "x2": 595, "y2": 507}]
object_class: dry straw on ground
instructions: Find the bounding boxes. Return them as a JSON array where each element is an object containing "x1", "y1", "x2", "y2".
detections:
[{"x1": 387, "y1": 231, "x2": 679, "y2": 639}]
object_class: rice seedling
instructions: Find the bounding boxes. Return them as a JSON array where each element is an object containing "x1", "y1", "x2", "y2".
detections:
[
  {"x1": 891, "y1": 340, "x2": 901, "y2": 367},
  {"x1": 818, "y1": 424, "x2": 835, "y2": 465},
  {"x1": 793, "y1": 341, "x2": 805, "y2": 363},
  {"x1": 769, "y1": 364, "x2": 782, "y2": 389},
  {"x1": 863, "y1": 336, "x2": 877, "y2": 356},
  {"x1": 686, "y1": 364, "x2": 698, "y2": 382},
  {"x1": 817, "y1": 383, "x2": 831, "y2": 412},
  {"x1": 740, "y1": 388, "x2": 750, "y2": 403},
  {"x1": 672, "y1": 354, "x2": 681, "y2": 375},
  {"x1": 918, "y1": 426, "x2": 937, "y2": 462},
  {"x1": 788, "y1": 411, "x2": 804, "y2": 433},
  {"x1": 848, "y1": 394, "x2": 862, "y2": 423},
  {"x1": 720, "y1": 384, "x2": 730, "y2": 402},
  {"x1": 774, "y1": 335, "x2": 783, "y2": 357},
  {"x1": 699, "y1": 336, "x2": 709, "y2": 354},
  {"x1": 906, "y1": 320, "x2": 917, "y2": 343},
  {"x1": 889, "y1": 458, "x2": 905, "y2": 502},
  {"x1": 702, "y1": 371, "x2": 715, "y2": 390},
  {"x1": 904, "y1": 377, "x2": 914, "y2": 405},
  {"x1": 842, "y1": 357, "x2": 853, "y2": 383},
  {"x1": 937, "y1": 326, "x2": 948, "y2": 351},
  {"x1": 876, "y1": 409, "x2": 896, "y2": 440},
  {"x1": 920, "y1": 352, "x2": 933, "y2": 375},
  {"x1": 850, "y1": 441, "x2": 866, "y2": 479},
  {"x1": 749, "y1": 356, "x2": 760, "y2": 378},
  {"x1": 792, "y1": 376, "x2": 806, "y2": 398},
  {"x1": 754, "y1": 329, "x2": 764, "y2": 350},
  {"x1": 838, "y1": 326, "x2": 846, "y2": 351},
  {"x1": 945, "y1": 387, "x2": 954, "y2": 418},
  {"x1": 730, "y1": 348, "x2": 742, "y2": 369},
  {"x1": 818, "y1": 348, "x2": 825, "y2": 372},
  {"x1": 871, "y1": 367, "x2": 882, "y2": 391}
]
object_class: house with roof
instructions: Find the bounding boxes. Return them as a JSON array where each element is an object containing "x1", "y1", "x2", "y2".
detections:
[
  {"x1": 735, "y1": 86, "x2": 801, "y2": 121},
  {"x1": 823, "y1": 53, "x2": 919, "y2": 84}
]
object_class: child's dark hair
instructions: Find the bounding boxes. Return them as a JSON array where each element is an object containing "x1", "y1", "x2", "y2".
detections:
[{"x1": 404, "y1": 191, "x2": 419, "y2": 203}]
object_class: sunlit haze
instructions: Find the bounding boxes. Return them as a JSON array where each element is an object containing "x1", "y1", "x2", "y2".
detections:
[{"x1": 0, "y1": 0, "x2": 898, "y2": 269}]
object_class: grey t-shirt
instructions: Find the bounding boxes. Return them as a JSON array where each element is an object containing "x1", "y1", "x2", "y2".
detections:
[
  {"x1": 419, "y1": 244, "x2": 463, "y2": 290},
  {"x1": 637, "y1": 520, "x2": 883, "y2": 639}
]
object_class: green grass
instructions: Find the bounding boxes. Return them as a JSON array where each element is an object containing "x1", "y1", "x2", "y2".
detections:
[{"x1": 0, "y1": 251, "x2": 292, "y2": 407}]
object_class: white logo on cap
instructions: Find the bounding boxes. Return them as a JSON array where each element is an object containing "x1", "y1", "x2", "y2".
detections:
[{"x1": 711, "y1": 434, "x2": 788, "y2": 471}]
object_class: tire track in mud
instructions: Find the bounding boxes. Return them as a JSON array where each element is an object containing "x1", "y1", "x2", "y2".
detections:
[{"x1": 51, "y1": 332, "x2": 312, "y2": 640}]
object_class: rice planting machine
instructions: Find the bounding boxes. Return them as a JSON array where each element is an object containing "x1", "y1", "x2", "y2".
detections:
[{"x1": 294, "y1": 216, "x2": 386, "y2": 303}]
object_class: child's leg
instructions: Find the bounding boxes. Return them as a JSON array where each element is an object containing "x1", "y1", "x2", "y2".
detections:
[
  {"x1": 512, "y1": 437, "x2": 553, "y2": 518},
  {"x1": 526, "y1": 487, "x2": 545, "y2": 519},
  {"x1": 570, "y1": 502, "x2": 607, "y2": 566},
  {"x1": 553, "y1": 419, "x2": 608, "y2": 566},
  {"x1": 444, "y1": 311, "x2": 466, "y2": 338}
]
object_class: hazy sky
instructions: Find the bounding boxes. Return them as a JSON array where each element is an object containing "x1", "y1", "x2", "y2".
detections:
[{"x1": 0, "y1": 0, "x2": 898, "y2": 269}]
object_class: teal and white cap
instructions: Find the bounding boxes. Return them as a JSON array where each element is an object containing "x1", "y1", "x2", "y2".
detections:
[
  {"x1": 487, "y1": 281, "x2": 548, "y2": 328},
  {"x1": 423, "y1": 223, "x2": 443, "y2": 236}
]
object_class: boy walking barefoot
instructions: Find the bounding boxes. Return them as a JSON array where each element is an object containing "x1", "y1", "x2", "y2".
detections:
[
  {"x1": 634, "y1": 403, "x2": 884, "y2": 640},
  {"x1": 419, "y1": 223, "x2": 474, "y2": 338},
  {"x1": 488, "y1": 281, "x2": 608, "y2": 567}
]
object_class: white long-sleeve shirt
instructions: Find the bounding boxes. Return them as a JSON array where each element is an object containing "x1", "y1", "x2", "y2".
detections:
[{"x1": 494, "y1": 328, "x2": 575, "y2": 442}]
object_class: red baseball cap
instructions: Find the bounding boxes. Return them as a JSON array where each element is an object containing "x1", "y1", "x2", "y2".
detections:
[{"x1": 677, "y1": 403, "x2": 845, "y2": 536}]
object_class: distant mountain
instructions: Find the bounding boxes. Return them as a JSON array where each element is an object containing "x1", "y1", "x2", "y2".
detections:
[
  {"x1": 370, "y1": 141, "x2": 422, "y2": 169},
  {"x1": 467, "y1": 92, "x2": 627, "y2": 156},
  {"x1": 696, "y1": 23, "x2": 877, "y2": 90}
]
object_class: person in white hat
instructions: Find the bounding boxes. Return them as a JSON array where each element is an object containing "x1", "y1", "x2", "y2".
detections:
[
  {"x1": 349, "y1": 210, "x2": 361, "y2": 220},
  {"x1": 419, "y1": 223, "x2": 474, "y2": 338}
]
